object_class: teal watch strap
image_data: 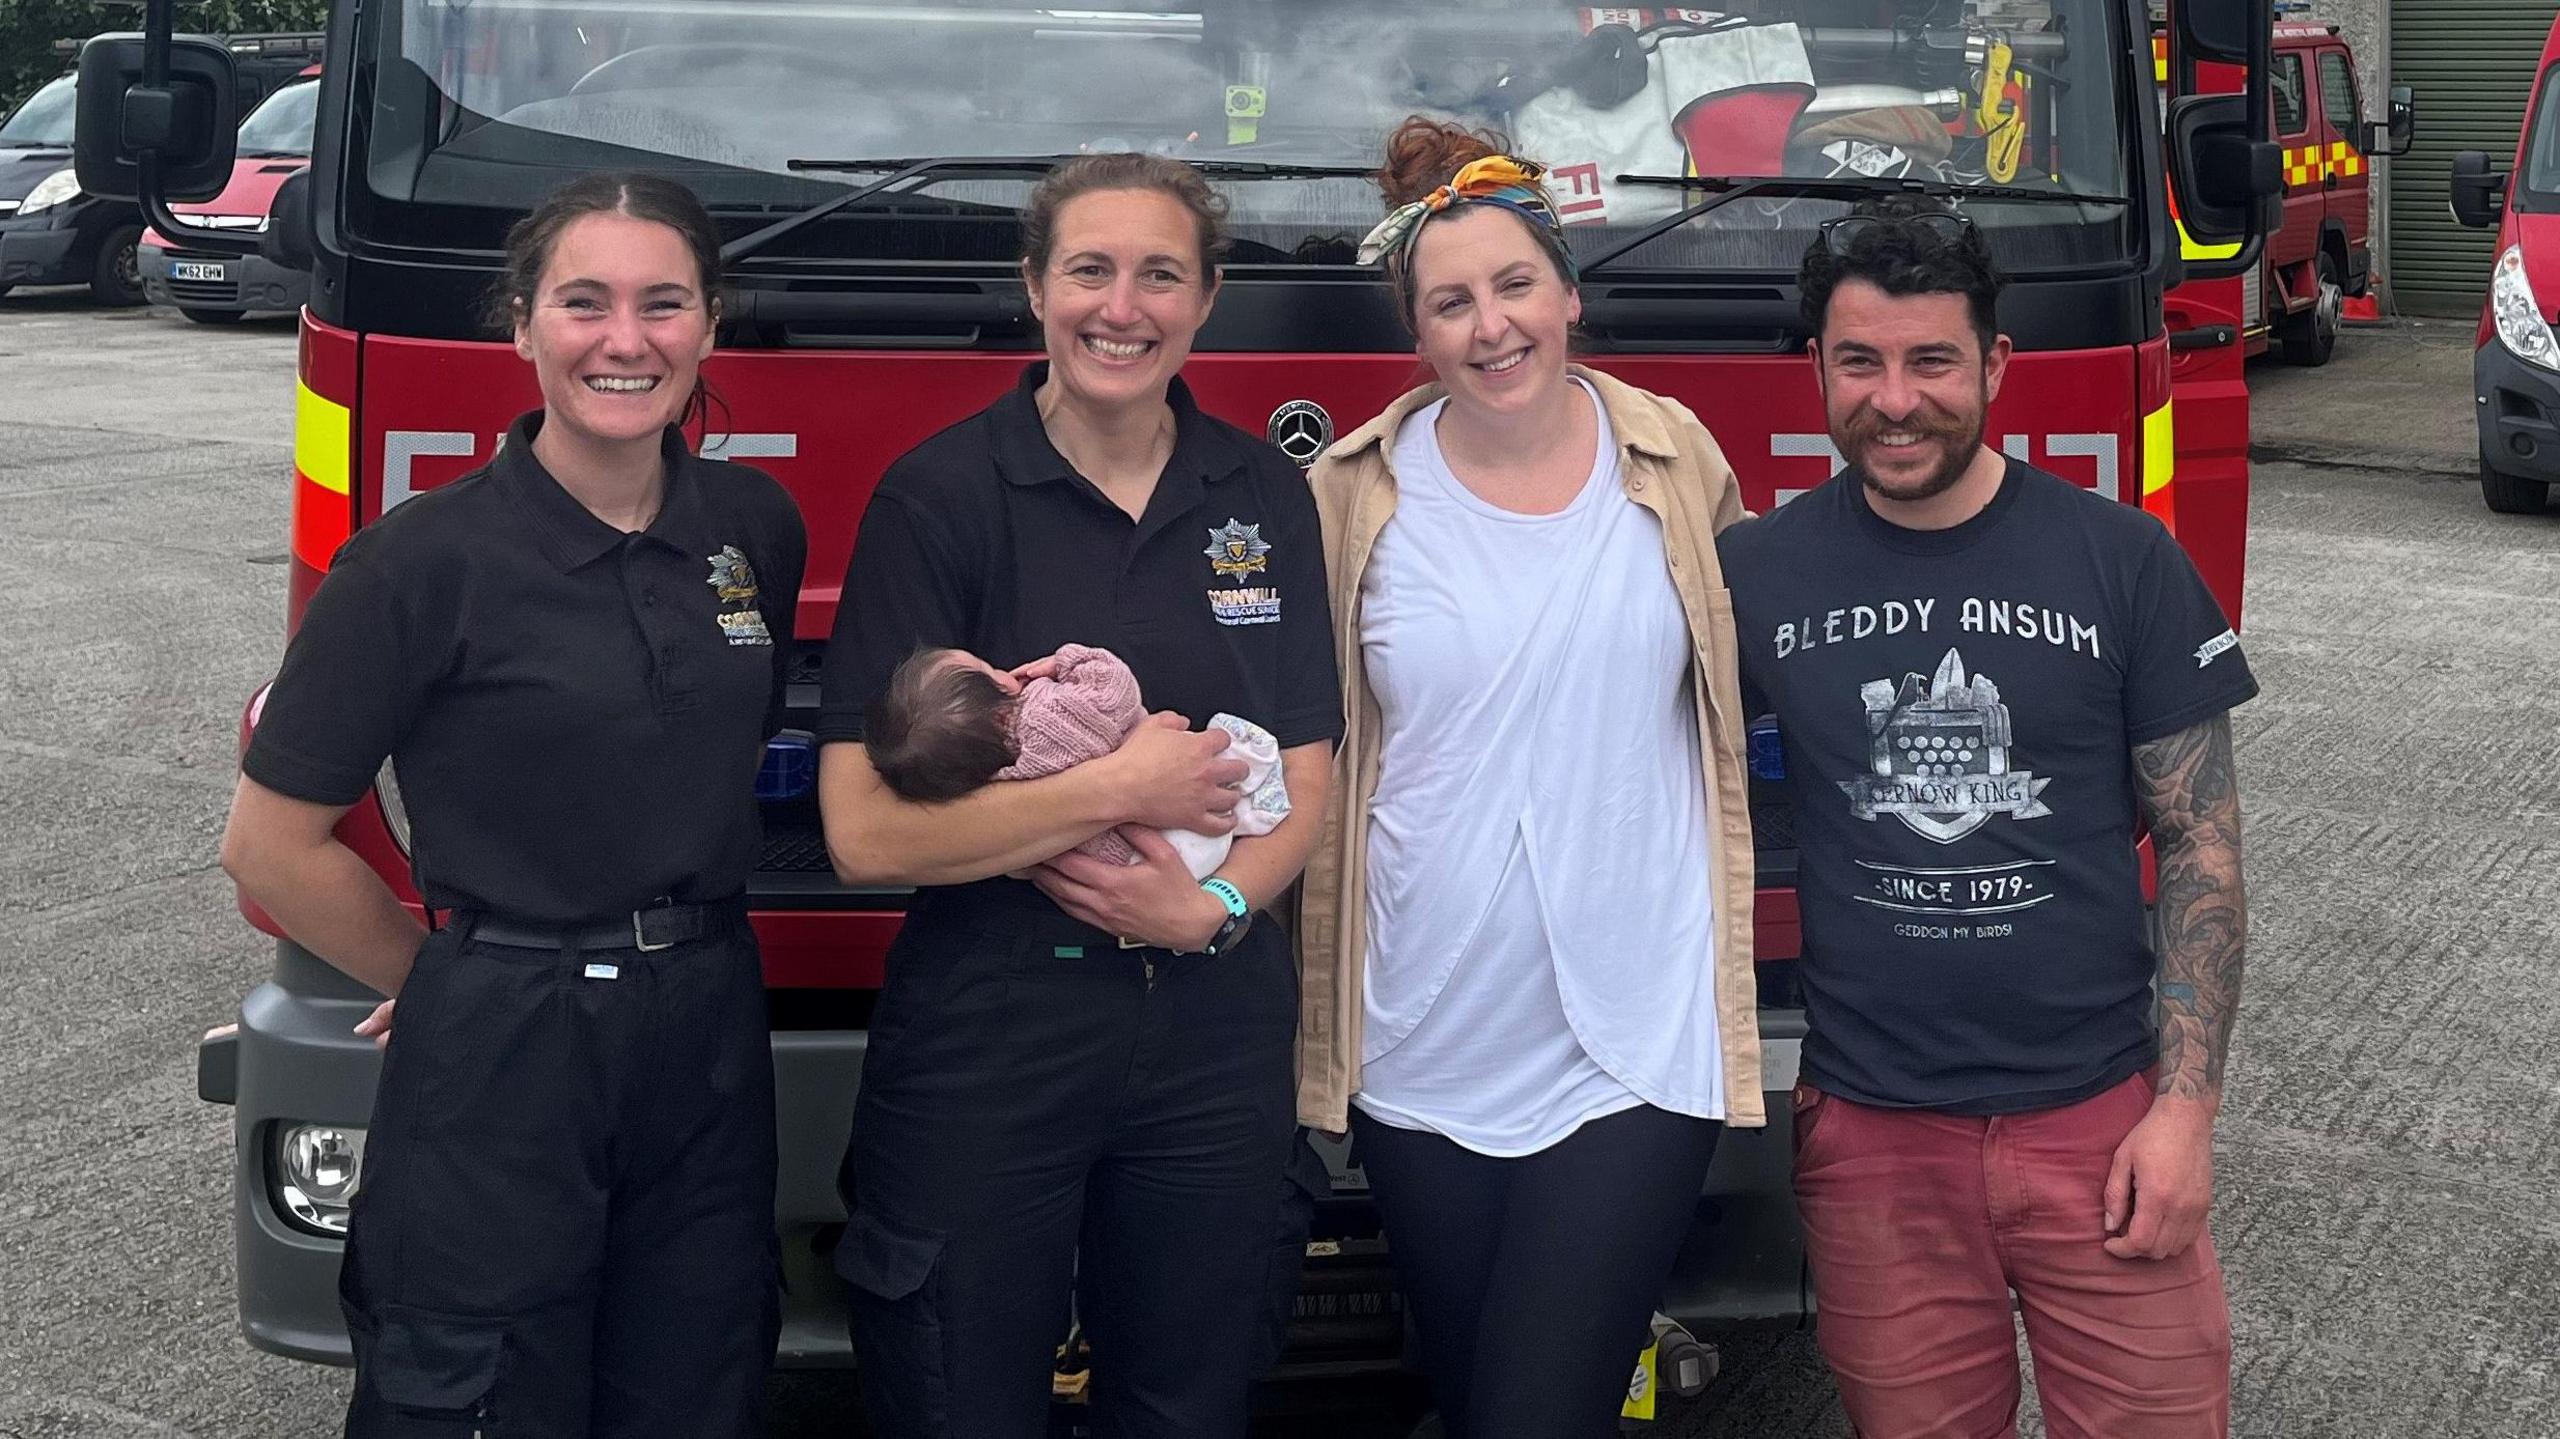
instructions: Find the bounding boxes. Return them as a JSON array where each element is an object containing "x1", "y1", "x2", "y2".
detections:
[{"x1": 1201, "y1": 877, "x2": 1249, "y2": 918}]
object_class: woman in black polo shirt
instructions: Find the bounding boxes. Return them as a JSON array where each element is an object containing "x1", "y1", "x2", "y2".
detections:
[
  {"x1": 815, "y1": 153, "x2": 1341, "y2": 1439},
  {"x1": 219, "y1": 173, "x2": 804, "y2": 1437}
]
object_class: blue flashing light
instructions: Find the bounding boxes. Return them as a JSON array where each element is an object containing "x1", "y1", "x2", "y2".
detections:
[
  {"x1": 1746, "y1": 716, "x2": 1788, "y2": 782},
  {"x1": 756, "y1": 730, "x2": 817, "y2": 802}
]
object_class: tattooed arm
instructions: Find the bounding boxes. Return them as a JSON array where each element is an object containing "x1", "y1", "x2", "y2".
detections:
[
  {"x1": 2103, "y1": 712, "x2": 2247, "y2": 1260},
  {"x1": 2138, "y1": 713, "x2": 2249, "y2": 1103}
]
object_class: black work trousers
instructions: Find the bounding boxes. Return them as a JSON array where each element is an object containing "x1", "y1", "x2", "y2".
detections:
[
  {"x1": 837, "y1": 907, "x2": 1300, "y2": 1439},
  {"x1": 1350, "y1": 1103, "x2": 1722, "y2": 1439},
  {"x1": 340, "y1": 913, "x2": 779, "y2": 1438}
]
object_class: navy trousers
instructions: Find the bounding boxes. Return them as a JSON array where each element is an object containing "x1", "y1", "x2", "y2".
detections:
[
  {"x1": 838, "y1": 906, "x2": 1300, "y2": 1439},
  {"x1": 340, "y1": 915, "x2": 778, "y2": 1438}
]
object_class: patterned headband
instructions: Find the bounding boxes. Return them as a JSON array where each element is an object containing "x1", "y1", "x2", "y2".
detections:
[{"x1": 1356, "y1": 154, "x2": 1576, "y2": 277}]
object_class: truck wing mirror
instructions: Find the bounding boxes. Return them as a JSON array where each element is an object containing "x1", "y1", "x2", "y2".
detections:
[
  {"x1": 73, "y1": 33, "x2": 239, "y2": 204},
  {"x1": 2450, "y1": 150, "x2": 2509, "y2": 230},
  {"x1": 2365, "y1": 84, "x2": 2416, "y2": 158},
  {"x1": 2175, "y1": 0, "x2": 2254, "y2": 65},
  {"x1": 2168, "y1": 93, "x2": 2282, "y2": 269},
  {"x1": 263, "y1": 169, "x2": 316, "y2": 272}
]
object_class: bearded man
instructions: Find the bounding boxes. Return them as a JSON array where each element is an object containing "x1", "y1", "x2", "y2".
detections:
[{"x1": 1717, "y1": 200, "x2": 2257, "y2": 1439}]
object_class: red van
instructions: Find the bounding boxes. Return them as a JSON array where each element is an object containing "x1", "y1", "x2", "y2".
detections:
[
  {"x1": 2452, "y1": 12, "x2": 2560, "y2": 515},
  {"x1": 138, "y1": 67, "x2": 318, "y2": 323}
]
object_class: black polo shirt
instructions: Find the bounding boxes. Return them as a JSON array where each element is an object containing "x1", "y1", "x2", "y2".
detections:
[
  {"x1": 244, "y1": 411, "x2": 807, "y2": 925},
  {"x1": 817, "y1": 363, "x2": 1342, "y2": 915}
]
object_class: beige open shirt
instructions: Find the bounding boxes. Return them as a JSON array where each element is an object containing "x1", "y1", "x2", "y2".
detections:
[{"x1": 1292, "y1": 365, "x2": 1767, "y2": 1134}]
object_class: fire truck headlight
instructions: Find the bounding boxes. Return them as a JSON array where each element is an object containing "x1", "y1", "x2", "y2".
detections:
[
  {"x1": 2491, "y1": 246, "x2": 2560, "y2": 372},
  {"x1": 18, "y1": 167, "x2": 82, "y2": 216},
  {"x1": 274, "y1": 1123, "x2": 365, "y2": 1235}
]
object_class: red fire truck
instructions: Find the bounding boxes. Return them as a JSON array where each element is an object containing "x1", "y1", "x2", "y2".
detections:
[
  {"x1": 2156, "y1": 16, "x2": 2414, "y2": 370},
  {"x1": 79, "y1": 0, "x2": 2275, "y2": 1407}
]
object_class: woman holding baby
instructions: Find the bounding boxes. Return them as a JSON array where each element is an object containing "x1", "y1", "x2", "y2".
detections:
[{"x1": 812, "y1": 153, "x2": 1340, "y2": 1439}]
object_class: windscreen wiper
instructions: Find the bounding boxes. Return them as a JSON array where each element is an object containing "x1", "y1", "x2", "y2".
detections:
[
  {"x1": 1181, "y1": 159, "x2": 1377, "y2": 181},
  {"x1": 1578, "y1": 173, "x2": 2129, "y2": 276},
  {"x1": 723, "y1": 156, "x2": 1066, "y2": 266},
  {"x1": 731, "y1": 155, "x2": 1380, "y2": 267},
  {"x1": 784, "y1": 156, "x2": 1376, "y2": 182}
]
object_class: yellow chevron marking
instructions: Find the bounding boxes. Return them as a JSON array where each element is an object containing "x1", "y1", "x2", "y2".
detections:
[
  {"x1": 294, "y1": 380, "x2": 351, "y2": 496},
  {"x1": 2142, "y1": 400, "x2": 2175, "y2": 498}
]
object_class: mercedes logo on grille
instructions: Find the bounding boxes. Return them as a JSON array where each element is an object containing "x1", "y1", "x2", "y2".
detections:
[{"x1": 1268, "y1": 399, "x2": 1334, "y2": 467}]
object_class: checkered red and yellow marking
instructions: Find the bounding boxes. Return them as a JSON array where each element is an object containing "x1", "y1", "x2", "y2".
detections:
[{"x1": 2283, "y1": 140, "x2": 2365, "y2": 188}]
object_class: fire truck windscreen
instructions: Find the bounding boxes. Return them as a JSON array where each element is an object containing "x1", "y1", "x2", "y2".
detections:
[{"x1": 360, "y1": 0, "x2": 2135, "y2": 274}]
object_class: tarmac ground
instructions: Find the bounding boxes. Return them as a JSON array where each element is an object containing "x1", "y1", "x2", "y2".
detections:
[{"x1": 1, "y1": 292, "x2": 2553, "y2": 1438}]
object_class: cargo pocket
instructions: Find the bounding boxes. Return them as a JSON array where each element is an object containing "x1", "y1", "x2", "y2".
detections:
[
  {"x1": 361, "y1": 1304, "x2": 507, "y2": 1433},
  {"x1": 836, "y1": 1208, "x2": 951, "y2": 1433}
]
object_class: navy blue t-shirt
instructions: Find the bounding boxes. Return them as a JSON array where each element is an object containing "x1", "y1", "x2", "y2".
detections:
[{"x1": 1717, "y1": 459, "x2": 2257, "y2": 1114}]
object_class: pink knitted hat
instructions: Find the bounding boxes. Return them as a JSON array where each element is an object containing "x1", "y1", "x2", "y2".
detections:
[{"x1": 995, "y1": 644, "x2": 1145, "y2": 781}]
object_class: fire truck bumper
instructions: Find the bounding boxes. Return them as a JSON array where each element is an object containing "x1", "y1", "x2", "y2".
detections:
[
  {"x1": 0, "y1": 220, "x2": 82, "y2": 286},
  {"x1": 2475, "y1": 340, "x2": 2560, "y2": 484},
  {"x1": 205, "y1": 937, "x2": 871, "y2": 1366},
  {"x1": 206, "y1": 940, "x2": 1812, "y2": 1372},
  {"x1": 140, "y1": 240, "x2": 310, "y2": 313}
]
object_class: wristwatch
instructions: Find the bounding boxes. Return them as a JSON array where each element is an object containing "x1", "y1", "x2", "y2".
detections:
[{"x1": 1197, "y1": 877, "x2": 1254, "y2": 957}]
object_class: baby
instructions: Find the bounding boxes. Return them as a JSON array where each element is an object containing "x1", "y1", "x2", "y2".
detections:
[{"x1": 864, "y1": 643, "x2": 1289, "y2": 877}]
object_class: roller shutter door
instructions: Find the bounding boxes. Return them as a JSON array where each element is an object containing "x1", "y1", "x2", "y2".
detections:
[{"x1": 2387, "y1": 1, "x2": 2560, "y2": 314}]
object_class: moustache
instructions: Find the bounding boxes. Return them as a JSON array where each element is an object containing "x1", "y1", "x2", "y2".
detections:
[{"x1": 1844, "y1": 404, "x2": 1971, "y2": 448}]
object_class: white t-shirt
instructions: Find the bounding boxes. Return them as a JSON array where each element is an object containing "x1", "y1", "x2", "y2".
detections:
[{"x1": 1353, "y1": 380, "x2": 1725, "y2": 1157}]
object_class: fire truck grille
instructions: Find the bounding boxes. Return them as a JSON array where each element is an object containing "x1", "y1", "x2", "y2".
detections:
[
  {"x1": 1749, "y1": 797, "x2": 1795, "y2": 851},
  {"x1": 758, "y1": 825, "x2": 835, "y2": 873},
  {"x1": 775, "y1": 647, "x2": 1799, "y2": 868}
]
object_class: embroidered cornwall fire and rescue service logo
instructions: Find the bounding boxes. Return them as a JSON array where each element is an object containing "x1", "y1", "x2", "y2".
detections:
[
  {"x1": 1204, "y1": 518, "x2": 1272, "y2": 579},
  {"x1": 708, "y1": 546, "x2": 758, "y2": 601},
  {"x1": 706, "y1": 545, "x2": 772, "y2": 646},
  {"x1": 1841, "y1": 648, "x2": 2051, "y2": 844}
]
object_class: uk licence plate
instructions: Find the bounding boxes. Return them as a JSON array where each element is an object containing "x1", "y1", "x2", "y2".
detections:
[{"x1": 170, "y1": 261, "x2": 227, "y2": 282}]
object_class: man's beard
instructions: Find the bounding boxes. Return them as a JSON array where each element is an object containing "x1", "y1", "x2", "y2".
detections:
[{"x1": 1834, "y1": 398, "x2": 1985, "y2": 505}]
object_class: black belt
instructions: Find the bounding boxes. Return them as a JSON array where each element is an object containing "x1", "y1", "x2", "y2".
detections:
[{"x1": 461, "y1": 898, "x2": 743, "y2": 954}]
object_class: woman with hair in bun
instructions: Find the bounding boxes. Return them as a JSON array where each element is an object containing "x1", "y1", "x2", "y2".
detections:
[
  {"x1": 1294, "y1": 117, "x2": 1766, "y2": 1438},
  {"x1": 222, "y1": 172, "x2": 803, "y2": 1435}
]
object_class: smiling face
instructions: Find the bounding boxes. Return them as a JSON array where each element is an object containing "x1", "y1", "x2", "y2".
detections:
[
  {"x1": 1024, "y1": 187, "x2": 1218, "y2": 417},
  {"x1": 1814, "y1": 278, "x2": 2011, "y2": 504},
  {"x1": 511, "y1": 210, "x2": 717, "y2": 448},
  {"x1": 1407, "y1": 205, "x2": 1581, "y2": 421}
]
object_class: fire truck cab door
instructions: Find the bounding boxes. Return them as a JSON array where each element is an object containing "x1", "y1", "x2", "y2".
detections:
[
  {"x1": 2271, "y1": 45, "x2": 2322, "y2": 279},
  {"x1": 2316, "y1": 43, "x2": 2372, "y2": 275}
]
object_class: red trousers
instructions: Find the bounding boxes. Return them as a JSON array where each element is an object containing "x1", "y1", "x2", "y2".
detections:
[{"x1": 1792, "y1": 1072, "x2": 2232, "y2": 1439}]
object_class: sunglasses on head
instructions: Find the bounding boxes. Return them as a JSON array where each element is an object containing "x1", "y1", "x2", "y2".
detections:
[{"x1": 1817, "y1": 210, "x2": 1979, "y2": 256}]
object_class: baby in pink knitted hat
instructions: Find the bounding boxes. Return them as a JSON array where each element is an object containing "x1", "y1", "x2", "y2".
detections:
[{"x1": 864, "y1": 643, "x2": 1288, "y2": 876}]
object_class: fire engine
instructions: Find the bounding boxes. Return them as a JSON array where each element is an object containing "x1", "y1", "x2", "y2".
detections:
[
  {"x1": 2156, "y1": 12, "x2": 2414, "y2": 370},
  {"x1": 76, "y1": 0, "x2": 2276, "y2": 1417}
]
